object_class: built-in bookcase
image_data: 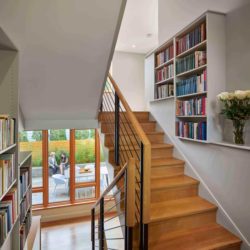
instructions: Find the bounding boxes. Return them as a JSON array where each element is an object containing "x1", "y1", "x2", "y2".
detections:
[
  {"x1": 148, "y1": 11, "x2": 226, "y2": 143},
  {"x1": 154, "y1": 40, "x2": 174, "y2": 101},
  {"x1": 0, "y1": 49, "x2": 20, "y2": 249}
]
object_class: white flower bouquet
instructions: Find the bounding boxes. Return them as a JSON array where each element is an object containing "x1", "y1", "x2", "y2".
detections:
[{"x1": 217, "y1": 90, "x2": 250, "y2": 144}]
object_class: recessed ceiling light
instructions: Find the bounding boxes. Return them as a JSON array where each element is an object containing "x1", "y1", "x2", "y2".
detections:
[{"x1": 132, "y1": 44, "x2": 136, "y2": 48}]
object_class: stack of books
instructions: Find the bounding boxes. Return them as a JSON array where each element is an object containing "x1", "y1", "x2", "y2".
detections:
[
  {"x1": 20, "y1": 189, "x2": 31, "y2": 224},
  {"x1": 0, "y1": 154, "x2": 16, "y2": 196},
  {"x1": 176, "y1": 121, "x2": 207, "y2": 140},
  {"x1": 0, "y1": 187, "x2": 18, "y2": 246},
  {"x1": 176, "y1": 22, "x2": 206, "y2": 55},
  {"x1": 0, "y1": 115, "x2": 15, "y2": 151},
  {"x1": 20, "y1": 168, "x2": 30, "y2": 199},
  {"x1": 176, "y1": 69, "x2": 207, "y2": 96},
  {"x1": 20, "y1": 211, "x2": 32, "y2": 250},
  {"x1": 156, "y1": 64, "x2": 174, "y2": 82},
  {"x1": 176, "y1": 97, "x2": 206, "y2": 116},
  {"x1": 157, "y1": 84, "x2": 174, "y2": 99},
  {"x1": 176, "y1": 51, "x2": 206, "y2": 74},
  {"x1": 156, "y1": 44, "x2": 174, "y2": 66}
]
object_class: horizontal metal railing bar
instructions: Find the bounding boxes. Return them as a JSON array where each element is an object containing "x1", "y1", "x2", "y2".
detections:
[
  {"x1": 93, "y1": 164, "x2": 127, "y2": 209},
  {"x1": 105, "y1": 238, "x2": 124, "y2": 241},
  {"x1": 104, "y1": 225, "x2": 125, "y2": 232},
  {"x1": 104, "y1": 198, "x2": 125, "y2": 215},
  {"x1": 104, "y1": 212, "x2": 124, "y2": 224}
]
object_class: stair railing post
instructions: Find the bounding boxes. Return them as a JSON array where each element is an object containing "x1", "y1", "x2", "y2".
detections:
[
  {"x1": 99, "y1": 198, "x2": 104, "y2": 249},
  {"x1": 91, "y1": 208, "x2": 95, "y2": 250},
  {"x1": 115, "y1": 92, "x2": 120, "y2": 166},
  {"x1": 140, "y1": 142, "x2": 148, "y2": 250}
]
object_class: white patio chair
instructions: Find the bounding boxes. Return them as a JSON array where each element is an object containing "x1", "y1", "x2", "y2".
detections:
[{"x1": 52, "y1": 174, "x2": 68, "y2": 195}]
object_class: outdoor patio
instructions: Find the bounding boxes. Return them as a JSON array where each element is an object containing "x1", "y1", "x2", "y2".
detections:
[{"x1": 32, "y1": 163, "x2": 110, "y2": 204}]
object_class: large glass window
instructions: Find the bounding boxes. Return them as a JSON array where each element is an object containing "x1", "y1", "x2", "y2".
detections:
[
  {"x1": 48, "y1": 129, "x2": 70, "y2": 203},
  {"x1": 19, "y1": 129, "x2": 103, "y2": 208}
]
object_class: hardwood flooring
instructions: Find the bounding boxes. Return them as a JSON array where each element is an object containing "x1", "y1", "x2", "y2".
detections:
[{"x1": 41, "y1": 220, "x2": 92, "y2": 250}]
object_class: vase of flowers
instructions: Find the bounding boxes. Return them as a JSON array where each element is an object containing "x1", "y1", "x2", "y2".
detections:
[{"x1": 217, "y1": 90, "x2": 250, "y2": 145}]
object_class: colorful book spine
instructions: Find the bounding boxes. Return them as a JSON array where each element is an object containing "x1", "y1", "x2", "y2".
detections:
[
  {"x1": 156, "y1": 84, "x2": 174, "y2": 99},
  {"x1": 176, "y1": 97, "x2": 206, "y2": 116},
  {"x1": 20, "y1": 211, "x2": 32, "y2": 250},
  {"x1": 176, "y1": 22, "x2": 206, "y2": 55},
  {"x1": 156, "y1": 63, "x2": 174, "y2": 82},
  {"x1": 0, "y1": 154, "x2": 16, "y2": 196},
  {"x1": 0, "y1": 116, "x2": 15, "y2": 151},
  {"x1": 176, "y1": 51, "x2": 206, "y2": 75},
  {"x1": 156, "y1": 44, "x2": 174, "y2": 66},
  {"x1": 20, "y1": 168, "x2": 30, "y2": 199},
  {"x1": 176, "y1": 69, "x2": 207, "y2": 96},
  {"x1": 176, "y1": 121, "x2": 207, "y2": 140},
  {"x1": 0, "y1": 188, "x2": 18, "y2": 247}
]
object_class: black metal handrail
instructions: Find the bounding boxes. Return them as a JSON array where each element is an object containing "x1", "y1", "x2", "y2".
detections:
[
  {"x1": 96, "y1": 75, "x2": 151, "y2": 249},
  {"x1": 91, "y1": 159, "x2": 135, "y2": 250}
]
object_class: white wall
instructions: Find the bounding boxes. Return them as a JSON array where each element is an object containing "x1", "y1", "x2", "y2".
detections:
[
  {"x1": 144, "y1": 2, "x2": 250, "y2": 249},
  {"x1": 112, "y1": 51, "x2": 146, "y2": 111},
  {"x1": 158, "y1": 0, "x2": 249, "y2": 45}
]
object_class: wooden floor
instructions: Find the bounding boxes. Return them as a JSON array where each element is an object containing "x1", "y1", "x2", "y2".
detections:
[{"x1": 41, "y1": 220, "x2": 92, "y2": 250}]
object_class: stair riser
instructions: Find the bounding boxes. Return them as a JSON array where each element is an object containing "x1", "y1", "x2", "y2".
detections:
[
  {"x1": 152, "y1": 166, "x2": 184, "y2": 178},
  {"x1": 108, "y1": 147, "x2": 173, "y2": 162},
  {"x1": 104, "y1": 133, "x2": 164, "y2": 146},
  {"x1": 151, "y1": 184, "x2": 198, "y2": 203},
  {"x1": 101, "y1": 122, "x2": 156, "y2": 133},
  {"x1": 99, "y1": 112, "x2": 149, "y2": 122},
  {"x1": 149, "y1": 210, "x2": 217, "y2": 243}
]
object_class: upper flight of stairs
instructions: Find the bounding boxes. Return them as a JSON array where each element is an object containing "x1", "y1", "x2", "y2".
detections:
[{"x1": 99, "y1": 111, "x2": 242, "y2": 250}]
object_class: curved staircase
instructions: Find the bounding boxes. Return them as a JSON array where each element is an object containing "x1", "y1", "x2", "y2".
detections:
[{"x1": 99, "y1": 111, "x2": 241, "y2": 250}]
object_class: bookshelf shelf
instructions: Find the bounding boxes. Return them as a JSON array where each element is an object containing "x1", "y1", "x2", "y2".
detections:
[
  {"x1": 176, "y1": 40, "x2": 207, "y2": 58},
  {"x1": 155, "y1": 58, "x2": 174, "y2": 70},
  {"x1": 176, "y1": 91, "x2": 207, "y2": 99},
  {"x1": 150, "y1": 96, "x2": 174, "y2": 102},
  {"x1": 177, "y1": 136, "x2": 209, "y2": 143},
  {"x1": 155, "y1": 77, "x2": 174, "y2": 85},
  {"x1": 0, "y1": 143, "x2": 16, "y2": 155},
  {"x1": 176, "y1": 64, "x2": 207, "y2": 78},
  {"x1": 176, "y1": 115, "x2": 207, "y2": 118},
  {"x1": 0, "y1": 179, "x2": 17, "y2": 201}
]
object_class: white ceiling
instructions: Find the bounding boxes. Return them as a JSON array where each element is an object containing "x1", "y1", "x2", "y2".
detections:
[
  {"x1": 115, "y1": 0, "x2": 158, "y2": 54},
  {"x1": 0, "y1": 0, "x2": 125, "y2": 129}
]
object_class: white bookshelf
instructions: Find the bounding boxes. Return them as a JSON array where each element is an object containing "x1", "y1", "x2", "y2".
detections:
[
  {"x1": 0, "y1": 38, "x2": 20, "y2": 249},
  {"x1": 147, "y1": 11, "x2": 226, "y2": 143}
]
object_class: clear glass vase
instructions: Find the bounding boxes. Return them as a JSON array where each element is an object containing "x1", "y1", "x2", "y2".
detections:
[{"x1": 232, "y1": 120, "x2": 245, "y2": 145}]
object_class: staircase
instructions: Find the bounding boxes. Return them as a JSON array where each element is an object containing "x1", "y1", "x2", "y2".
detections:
[{"x1": 99, "y1": 111, "x2": 241, "y2": 249}]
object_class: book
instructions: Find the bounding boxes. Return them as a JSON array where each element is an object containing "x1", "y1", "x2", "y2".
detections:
[
  {"x1": 155, "y1": 63, "x2": 174, "y2": 82},
  {"x1": 156, "y1": 44, "x2": 174, "y2": 66},
  {"x1": 176, "y1": 121, "x2": 207, "y2": 140},
  {"x1": 0, "y1": 154, "x2": 15, "y2": 195},
  {"x1": 176, "y1": 69, "x2": 207, "y2": 96},
  {"x1": 176, "y1": 22, "x2": 206, "y2": 55},
  {"x1": 176, "y1": 97, "x2": 207, "y2": 116},
  {"x1": 156, "y1": 84, "x2": 174, "y2": 99},
  {"x1": 0, "y1": 116, "x2": 15, "y2": 151},
  {"x1": 176, "y1": 51, "x2": 206, "y2": 75}
]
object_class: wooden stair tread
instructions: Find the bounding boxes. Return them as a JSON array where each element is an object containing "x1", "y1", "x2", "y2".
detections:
[
  {"x1": 149, "y1": 224, "x2": 241, "y2": 250},
  {"x1": 151, "y1": 175, "x2": 199, "y2": 190},
  {"x1": 150, "y1": 197, "x2": 217, "y2": 222},
  {"x1": 108, "y1": 143, "x2": 173, "y2": 151},
  {"x1": 152, "y1": 158, "x2": 185, "y2": 167},
  {"x1": 104, "y1": 131, "x2": 164, "y2": 136}
]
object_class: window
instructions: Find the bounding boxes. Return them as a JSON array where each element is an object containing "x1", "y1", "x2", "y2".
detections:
[{"x1": 19, "y1": 129, "x2": 102, "y2": 208}]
